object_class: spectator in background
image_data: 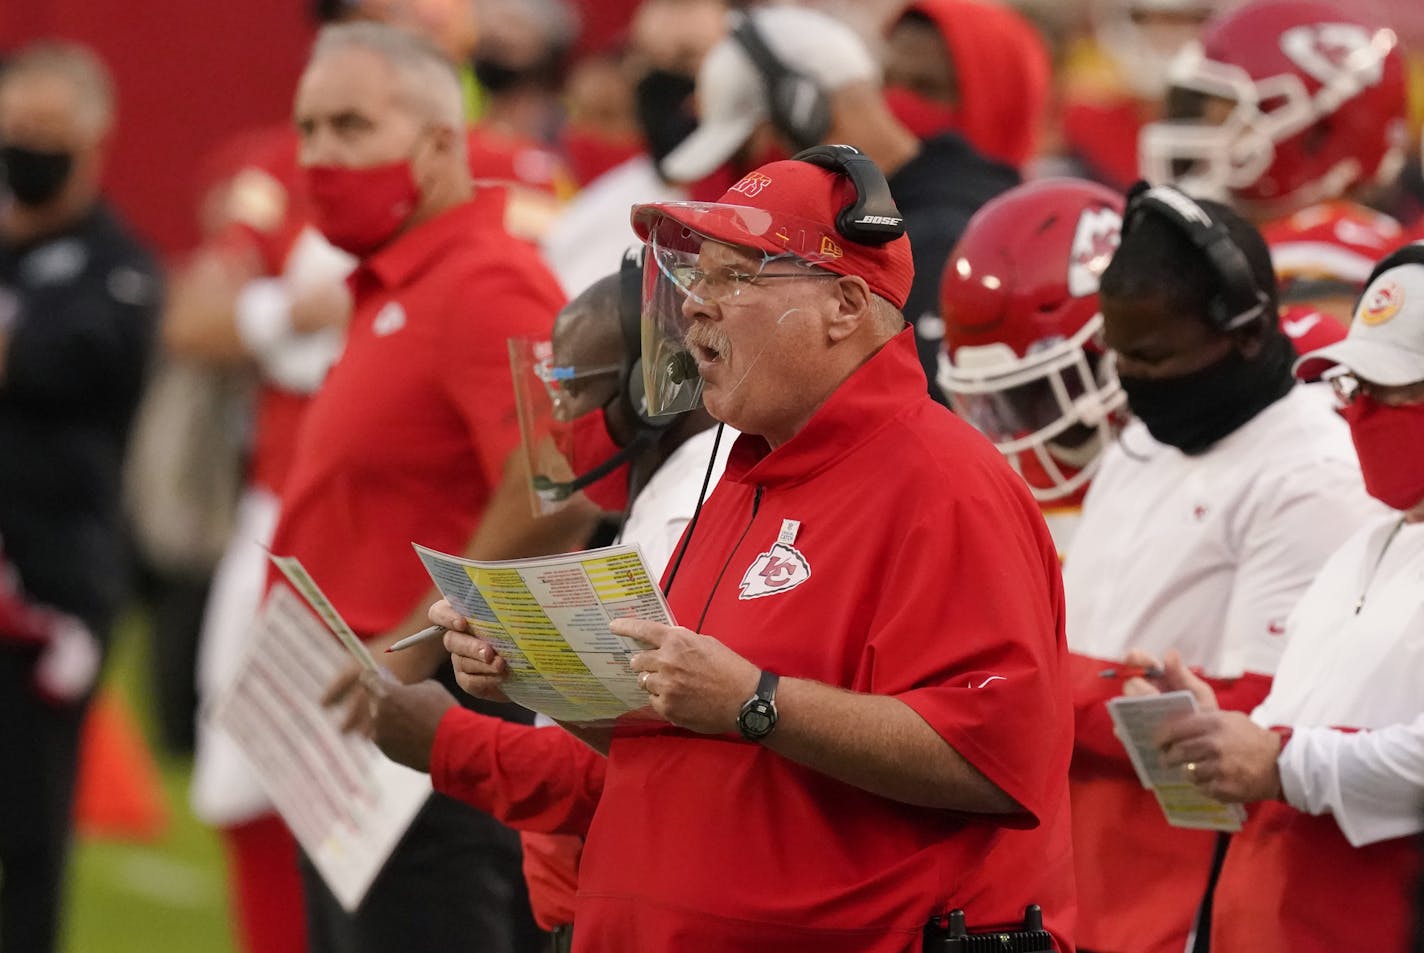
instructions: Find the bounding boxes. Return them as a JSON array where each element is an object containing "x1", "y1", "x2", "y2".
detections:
[
  {"x1": 557, "y1": 52, "x2": 643, "y2": 189},
  {"x1": 882, "y1": 0, "x2": 1052, "y2": 172},
  {"x1": 655, "y1": 4, "x2": 1019, "y2": 403},
  {"x1": 0, "y1": 41, "x2": 161, "y2": 953},
  {"x1": 268, "y1": 22, "x2": 582, "y2": 953},
  {"x1": 540, "y1": 0, "x2": 728, "y2": 297},
  {"x1": 1064, "y1": 184, "x2": 1379, "y2": 953},
  {"x1": 1127, "y1": 242, "x2": 1424, "y2": 953}
]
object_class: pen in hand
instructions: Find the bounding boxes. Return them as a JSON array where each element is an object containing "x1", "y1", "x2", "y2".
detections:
[
  {"x1": 1098, "y1": 665, "x2": 1165, "y2": 680},
  {"x1": 385, "y1": 624, "x2": 447, "y2": 653}
]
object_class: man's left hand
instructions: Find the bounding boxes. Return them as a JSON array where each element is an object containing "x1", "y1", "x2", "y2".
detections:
[
  {"x1": 614, "y1": 618, "x2": 759, "y2": 735},
  {"x1": 1157, "y1": 710, "x2": 1284, "y2": 803}
]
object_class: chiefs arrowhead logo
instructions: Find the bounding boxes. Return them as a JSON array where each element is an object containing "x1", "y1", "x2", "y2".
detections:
[
  {"x1": 1360, "y1": 278, "x2": 1403, "y2": 326},
  {"x1": 738, "y1": 542, "x2": 811, "y2": 600},
  {"x1": 1067, "y1": 206, "x2": 1122, "y2": 298}
]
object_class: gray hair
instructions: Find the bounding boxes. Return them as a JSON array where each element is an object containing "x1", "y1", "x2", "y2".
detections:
[
  {"x1": 311, "y1": 22, "x2": 465, "y2": 133},
  {"x1": 870, "y1": 293, "x2": 907, "y2": 336},
  {"x1": 1, "y1": 41, "x2": 115, "y2": 139}
]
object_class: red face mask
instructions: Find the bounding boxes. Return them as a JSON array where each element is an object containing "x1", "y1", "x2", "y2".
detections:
[
  {"x1": 1339, "y1": 395, "x2": 1424, "y2": 511},
  {"x1": 550, "y1": 408, "x2": 632, "y2": 513},
  {"x1": 883, "y1": 87, "x2": 962, "y2": 141},
  {"x1": 561, "y1": 128, "x2": 644, "y2": 187},
  {"x1": 304, "y1": 159, "x2": 420, "y2": 256}
]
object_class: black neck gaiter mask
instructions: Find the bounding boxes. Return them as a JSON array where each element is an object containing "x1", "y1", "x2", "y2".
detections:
[
  {"x1": 1119, "y1": 330, "x2": 1297, "y2": 455},
  {"x1": 1, "y1": 145, "x2": 73, "y2": 206}
]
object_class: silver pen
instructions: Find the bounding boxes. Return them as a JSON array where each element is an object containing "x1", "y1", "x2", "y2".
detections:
[{"x1": 384, "y1": 624, "x2": 447, "y2": 653}]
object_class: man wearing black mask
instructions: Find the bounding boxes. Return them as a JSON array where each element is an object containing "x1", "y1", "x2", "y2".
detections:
[
  {"x1": 0, "y1": 41, "x2": 161, "y2": 953},
  {"x1": 1060, "y1": 184, "x2": 1380, "y2": 953}
]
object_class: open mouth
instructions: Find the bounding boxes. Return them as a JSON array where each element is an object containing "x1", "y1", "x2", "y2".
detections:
[{"x1": 691, "y1": 340, "x2": 722, "y2": 366}]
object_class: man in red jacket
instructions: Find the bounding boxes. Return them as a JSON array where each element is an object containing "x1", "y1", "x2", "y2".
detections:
[
  {"x1": 440, "y1": 147, "x2": 1076, "y2": 952},
  {"x1": 267, "y1": 22, "x2": 582, "y2": 953}
]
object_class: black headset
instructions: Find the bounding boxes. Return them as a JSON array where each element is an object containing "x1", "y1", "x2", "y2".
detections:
[
  {"x1": 1363, "y1": 240, "x2": 1424, "y2": 290},
  {"x1": 1122, "y1": 181, "x2": 1270, "y2": 331},
  {"x1": 792, "y1": 144, "x2": 906, "y2": 245},
  {"x1": 732, "y1": 14, "x2": 832, "y2": 153}
]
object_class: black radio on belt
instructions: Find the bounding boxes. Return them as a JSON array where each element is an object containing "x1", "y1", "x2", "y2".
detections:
[{"x1": 923, "y1": 904, "x2": 1056, "y2": 952}]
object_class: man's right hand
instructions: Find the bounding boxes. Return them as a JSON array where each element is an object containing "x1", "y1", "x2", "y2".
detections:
[
  {"x1": 363, "y1": 676, "x2": 458, "y2": 773},
  {"x1": 431, "y1": 599, "x2": 510, "y2": 701}
]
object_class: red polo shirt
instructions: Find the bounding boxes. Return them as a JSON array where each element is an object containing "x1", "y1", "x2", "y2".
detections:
[
  {"x1": 269, "y1": 190, "x2": 565, "y2": 637},
  {"x1": 574, "y1": 330, "x2": 1077, "y2": 952}
]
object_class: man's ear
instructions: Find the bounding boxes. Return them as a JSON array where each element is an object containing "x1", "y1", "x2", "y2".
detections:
[
  {"x1": 826, "y1": 275, "x2": 872, "y2": 343},
  {"x1": 1230, "y1": 312, "x2": 1272, "y2": 360},
  {"x1": 426, "y1": 122, "x2": 459, "y2": 160}
]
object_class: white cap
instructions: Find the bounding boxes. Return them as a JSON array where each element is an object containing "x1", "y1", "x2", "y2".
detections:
[
  {"x1": 1294, "y1": 248, "x2": 1424, "y2": 386},
  {"x1": 658, "y1": 6, "x2": 878, "y2": 184}
]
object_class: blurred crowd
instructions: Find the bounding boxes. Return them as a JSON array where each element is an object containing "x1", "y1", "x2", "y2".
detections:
[{"x1": 3, "y1": 0, "x2": 1424, "y2": 951}]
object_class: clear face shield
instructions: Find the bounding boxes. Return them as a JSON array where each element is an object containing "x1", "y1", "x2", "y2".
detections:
[
  {"x1": 938, "y1": 317, "x2": 1128, "y2": 501},
  {"x1": 509, "y1": 337, "x2": 628, "y2": 515},
  {"x1": 635, "y1": 202, "x2": 848, "y2": 416}
]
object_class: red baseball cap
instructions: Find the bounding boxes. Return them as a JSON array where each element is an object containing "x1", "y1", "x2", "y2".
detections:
[{"x1": 630, "y1": 160, "x2": 915, "y2": 309}]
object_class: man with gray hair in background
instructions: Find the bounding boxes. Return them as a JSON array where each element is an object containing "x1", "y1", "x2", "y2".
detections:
[
  {"x1": 0, "y1": 40, "x2": 161, "y2": 953},
  {"x1": 266, "y1": 22, "x2": 575, "y2": 953}
]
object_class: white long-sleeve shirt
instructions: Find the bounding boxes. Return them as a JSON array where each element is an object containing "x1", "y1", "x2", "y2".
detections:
[{"x1": 1254, "y1": 515, "x2": 1424, "y2": 846}]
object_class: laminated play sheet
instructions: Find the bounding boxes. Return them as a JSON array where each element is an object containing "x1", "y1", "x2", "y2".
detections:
[
  {"x1": 415, "y1": 543, "x2": 671, "y2": 722},
  {"x1": 1108, "y1": 690, "x2": 1246, "y2": 832},
  {"x1": 210, "y1": 583, "x2": 431, "y2": 911}
]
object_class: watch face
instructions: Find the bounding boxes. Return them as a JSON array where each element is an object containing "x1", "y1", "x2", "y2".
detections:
[
  {"x1": 743, "y1": 709, "x2": 772, "y2": 734},
  {"x1": 739, "y1": 699, "x2": 776, "y2": 739}
]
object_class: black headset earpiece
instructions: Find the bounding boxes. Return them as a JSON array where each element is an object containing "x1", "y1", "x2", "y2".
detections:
[
  {"x1": 1122, "y1": 181, "x2": 1269, "y2": 332},
  {"x1": 1363, "y1": 241, "x2": 1424, "y2": 290},
  {"x1": 792, "y1": 144, "x2": 906, "y2": 246},
  {"x1": 732, "y1": 15, "x2": 832, "y2": 153},
  {"x1": 618, "y1": 246, "x2": 676, "y2": 432}
]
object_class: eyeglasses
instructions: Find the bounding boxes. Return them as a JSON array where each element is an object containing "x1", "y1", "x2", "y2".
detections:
[
  {"x1": 535, "y1": 360, "x2": 622, "y2": 417},
  {"x1": 668, "y1": 257, "x2": 838, "y2": 303},
  {"x1": 1326, "y1": 370, "x2": 1424, "y2": 408}
]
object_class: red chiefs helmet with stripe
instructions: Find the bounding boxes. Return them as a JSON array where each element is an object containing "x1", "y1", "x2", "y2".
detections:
[{"x1": 938, "y1": 178, "x2": 1128, "y2": 502}]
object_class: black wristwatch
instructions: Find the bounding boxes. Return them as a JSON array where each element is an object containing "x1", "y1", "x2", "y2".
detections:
[{"x1": 736, "y1": 670, "x2": 779, "y2": 741}]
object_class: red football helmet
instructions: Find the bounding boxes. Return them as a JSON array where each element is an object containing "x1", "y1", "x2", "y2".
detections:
[
  {"x1": 938, "y1": 179, "x2": 1127, "y2": 503},
  {"x1": 1139, "y1": 0, "x2": 1408, "y2": 217}
]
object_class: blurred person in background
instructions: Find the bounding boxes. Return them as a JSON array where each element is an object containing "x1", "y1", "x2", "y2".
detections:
[
  {"x1": 163, "y1": 4, "x2": 426, "y2": 950},
  {"x1": 938, "y1": 177, "x2": 1128, "y2": 557},
  {"x1": 270, "y1": 22, "x2": 585, "y2": 952},
  {"x1": 882, "y1": 0, "x2": 1053, "y2": 173},
  {"x1": 470, "y1": 0, "x2": 578, "y2": 142},
  {"x1": 655, "y1": 4, "x2": 1020, "y2": 403},
  {"x1": 1140, "y1": 0, "x2": 1412, "y2": 329},
  {"x1": 557, "y1": 52, "x2": 643, "y2": 189},
  {"x1": 539, "y1": 0, "x2": 729, "y2": 297},
  {"x1": 0, "y1": 41, "x2": 161, "y2": 953},
  {"x1": 1064, "y1": 184, "x2": 1379, "y2": 953},
  {"x1": 1124, "y1": 242, "x2": 1424, "y2": 953}
]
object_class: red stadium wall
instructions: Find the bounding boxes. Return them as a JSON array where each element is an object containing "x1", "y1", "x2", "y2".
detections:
[{"x1": 0, "y1": 0, "x2": 315, "y2": 256}]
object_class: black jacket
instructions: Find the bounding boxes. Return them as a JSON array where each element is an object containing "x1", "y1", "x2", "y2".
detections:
[
  {"x1": 889, "y1": 132, "x2": 1019, "y2": 404},
  {"x1": 0, "y1": 203, "x2": 161, "y2": 634}
]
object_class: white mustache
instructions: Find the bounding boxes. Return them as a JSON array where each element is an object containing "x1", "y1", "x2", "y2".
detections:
[{"x1": 685, "y1": 323, "x2": 731, "y2": 358}]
